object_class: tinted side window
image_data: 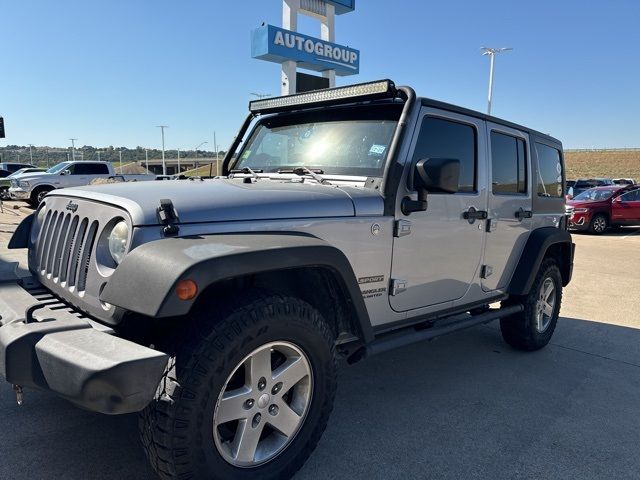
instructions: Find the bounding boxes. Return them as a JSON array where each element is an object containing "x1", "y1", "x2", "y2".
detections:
[
  {"x1": 74, "y1": 163, "x2": 109, "y2": 175},
  {"x1": 490, "y1": 131, "x2": 527, "y2": 194},
  {"x1": 535, "y1": 143, "x2": 563, "y2": 197},
  {"x1": 620, "y1": 190, "x2": 640, "y2": 201},
  {"x1": 413, "y1": 117, "x2": 476, "y2": 193}
]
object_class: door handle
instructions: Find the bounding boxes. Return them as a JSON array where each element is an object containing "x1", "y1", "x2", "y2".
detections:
[
  {"x1": 515, "y1": 208, "x2": 533, "y2": 221},
  {"x1": 463, "y1": 207, "x2": 488, "y2": 223}
]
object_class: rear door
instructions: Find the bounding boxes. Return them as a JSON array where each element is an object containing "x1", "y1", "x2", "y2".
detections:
[{"x1": 482, "y1": 124, "x2": 532, "y2": 291}]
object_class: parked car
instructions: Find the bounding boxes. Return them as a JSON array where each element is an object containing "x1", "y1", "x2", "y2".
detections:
[
  {"x1": 8, "y1": 160, "x2": 156, "y2": 205},
  {"x1": 567, "y1": 184, "x2": 640, "y2": 233},
  {"x1": 0, "y1": 168, "x2": 46, "y2": 198},
  {"x1": 0, "y1": 162, "x2": 35, "y2": 174},
  {"x1": 567, "y1": 178, "x2": 614, "y2": 199},
  {"x1": 0, "y1": 79, "x2": 574, "y2": 479},
  {"x1": 613, "y1": 178, "x2": 636, "y2": 185}
]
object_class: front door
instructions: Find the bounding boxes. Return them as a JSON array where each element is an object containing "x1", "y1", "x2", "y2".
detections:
[
  {"x1": 612, "y1": 188, "x2": 640, "y2": 225},
  {"x1": 389, "y1": 109, "x2": 488, "y2": 312},
  {"x1": 482, "y1": 123, "x2": 532, "y2": 291}
]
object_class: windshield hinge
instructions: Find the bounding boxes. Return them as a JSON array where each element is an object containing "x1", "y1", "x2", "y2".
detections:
[
  {"x1": 390, "y1": 278, "x2": 407, "y2": 296},
  {"x1": 157, "y1": 199, "x2": 180, "y2": 236}
]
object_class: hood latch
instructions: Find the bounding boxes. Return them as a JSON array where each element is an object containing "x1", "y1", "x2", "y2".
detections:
[{"x1": 157, "y1": 199, "x2": 180, "y2": 236}]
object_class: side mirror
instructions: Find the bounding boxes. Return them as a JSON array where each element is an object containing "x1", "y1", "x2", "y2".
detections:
[
  {"x1": 61, "y1": 169, "x2": 71, "y2": 175},
  {"x1": 415, "y1": 158, "x2": 460, "y2": 194},
  {"x1": 402, "y1": 158, "x2": 460, "y2": 215}
]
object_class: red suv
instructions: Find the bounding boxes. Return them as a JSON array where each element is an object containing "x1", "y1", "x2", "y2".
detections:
[{"x1": 567, "y1": 185, "x2": 640, "y2": 233}]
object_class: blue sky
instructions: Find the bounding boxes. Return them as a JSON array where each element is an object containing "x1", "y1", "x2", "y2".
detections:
[{"x1": 1, "y1": 0, "x2": 639, "y2": 150}]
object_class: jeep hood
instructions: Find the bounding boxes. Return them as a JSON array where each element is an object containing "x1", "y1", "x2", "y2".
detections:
[{"x1": 51, "y1": 178, "x2": 383, "y2": 225}]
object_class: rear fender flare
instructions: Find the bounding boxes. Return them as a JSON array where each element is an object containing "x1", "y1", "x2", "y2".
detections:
[{"x1": 507, "y1": 227, "x2": 574, "y2": 295}]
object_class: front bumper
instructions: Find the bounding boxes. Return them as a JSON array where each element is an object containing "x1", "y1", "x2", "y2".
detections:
[
  {"x1": 0, "y1": 268, "x2": 168, "y2": 415},
  {"x1": 7, "y1": 187, "x2": 30, "y2": 200}
]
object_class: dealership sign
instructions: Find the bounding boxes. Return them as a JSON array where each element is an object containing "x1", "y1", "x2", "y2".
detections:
[{"x1": 251, "y1": 24, "x2": 359, "y2": 76}]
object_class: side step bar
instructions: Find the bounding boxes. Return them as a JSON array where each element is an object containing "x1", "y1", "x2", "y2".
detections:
[{"x1": 349, "y1": 304, "x2": 524, "y2": 363}]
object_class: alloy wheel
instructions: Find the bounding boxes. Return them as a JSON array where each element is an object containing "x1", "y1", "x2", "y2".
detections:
[
  {"x1": 535, "y1": 277, "x2": 556, "y2": 333},
  {"x1": 592, "y1": 216, "x2": 607, "y2": 233},
  {"x1": 212, "y1": 341, "x2": 313, "y2": 467}
]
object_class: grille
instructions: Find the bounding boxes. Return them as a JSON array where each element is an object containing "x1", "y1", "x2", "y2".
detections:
[{"x1": 34, "y1": 208, "x2": 99, "y2": 293}]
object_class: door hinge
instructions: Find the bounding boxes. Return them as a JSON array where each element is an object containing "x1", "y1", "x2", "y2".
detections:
[
  {"x1": 390, "y1": 278, "x2": 407, "y2": 296},
  {"x1": 394, "y1": 219, "x2": 412, "y2": 237},
  {"x1": 480, "y1": 265, "x2": 493, "y2": 279}
]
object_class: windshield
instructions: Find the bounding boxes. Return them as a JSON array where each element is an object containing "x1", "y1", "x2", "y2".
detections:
[
  {"x1": 46, "y1": 162, "x2": 72, "y2": 174},
  {"x1": 233, "y1": 106, "x2": 400, "y2": 177},
  {"x1": 573, "y1": 188, "x2": 618, "y2": 201}
]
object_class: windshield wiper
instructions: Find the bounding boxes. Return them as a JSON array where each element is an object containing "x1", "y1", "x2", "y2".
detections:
[
  {"x1": 278, "y1": 167, "x2": 330, "y2": 185},
  {"x1": 230, "y1": 167, "x2": 262, "y2": 179}
]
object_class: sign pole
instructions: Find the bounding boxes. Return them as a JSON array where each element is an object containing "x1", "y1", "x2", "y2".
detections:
[
  {"x1": 320, "y1": 2, "x2": 336, "y2": 88},
  {"x1": 282, "y1": 0, "x2": 299, "y2": 95}
]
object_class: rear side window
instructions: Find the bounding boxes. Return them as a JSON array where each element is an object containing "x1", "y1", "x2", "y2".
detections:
[
  {"x1": 535, "y1": 143, "x2": 563, "y2": 197},
  {"x1": 490, "y1": 131, "x2": 527, "y2": 194},
  {"x1": 73, "y1": 163, "x2": 109, "y2": 175},
  {"x1": 413, "y1": 117, "x2": 476, "y2": 193}
]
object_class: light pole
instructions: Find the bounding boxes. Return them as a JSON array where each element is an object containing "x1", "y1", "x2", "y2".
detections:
[
  {"x1": 481, "y1": 47, "x2": 512, "y2": 115},
  {"x1": 156, "y1": 125, "x2": 168, "y2": 175},
  {"x1": 69, "y1": 138, "x2": 77, "y2": 161},
  {"x1": 194, "y1": 141, "x2": 207, "y2": 170},
  {"x1": 145, "y1": 148, "x2": 149, "y2": 173},
  {"x1": 27, "y1": 144, "x2": 34, "y2": 164},
  {"x1": 177, "y1": 148, "x2": 181, "y2": 173},
  {"x1": 118, "y1": 148, "x2": 123, "y2": 172},
  {"x1": 97, "y1": 150, "x2": 101, "y2": 162}
]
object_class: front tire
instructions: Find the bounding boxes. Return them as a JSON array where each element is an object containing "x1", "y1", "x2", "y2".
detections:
[
  {"x1": 589, "y1": 213, "x2": 608, "y2": 234},
  {"x1": 500, "y1": 259, "x2": 562, "y2": 351},
  {"x1": 29, "y1": 186, "x2": 53, "y2": 207},
  {"x1": 140, "y1": 292, "x2": 337, "y2": 480}
]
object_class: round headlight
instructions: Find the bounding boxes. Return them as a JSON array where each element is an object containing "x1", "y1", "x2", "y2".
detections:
[{"x1": 108, "y1": 220, "x2": 129, "y2": 264}]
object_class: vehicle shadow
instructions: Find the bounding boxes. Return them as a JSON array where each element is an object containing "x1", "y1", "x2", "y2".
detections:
[{"x1": 1, "y1": 317, "x2": 640, "y2": 480}]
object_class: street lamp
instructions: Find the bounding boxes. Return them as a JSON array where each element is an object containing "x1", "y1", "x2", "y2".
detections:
[
  {"x1": 119, "y1": 148, "x2": 123, "y2": 172},
  {"x1": 480, "y1": 47, "x2": 512, "y2": 115},
  {"x1": 194, "y1": 141, "x2": 207, "y2": 169},
  {"x1": 69, "y1": 138, "x2": 78, "y2": 161},
  {"x1": 27, "y1": 144, "x2": 34, "y2": 165},
  {"x1": 156, "y1": 125, "x2": 169, "y2": 175}
]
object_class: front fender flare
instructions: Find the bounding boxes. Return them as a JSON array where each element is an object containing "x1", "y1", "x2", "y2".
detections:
[{"x1": 100, "y1": 233, "x2": 373, "y2": 342}]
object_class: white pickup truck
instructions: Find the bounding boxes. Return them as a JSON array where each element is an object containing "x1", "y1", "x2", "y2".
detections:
[{"x1": 8, "y1": 160, "x2": 156, "y2": 205}]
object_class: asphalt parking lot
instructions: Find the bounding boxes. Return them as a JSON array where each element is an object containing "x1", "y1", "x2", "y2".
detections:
[{"x1": 1, "y1": 202, "x2": 639, "y2": 479}]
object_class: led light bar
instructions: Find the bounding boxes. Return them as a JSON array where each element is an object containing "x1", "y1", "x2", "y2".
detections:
[{"x1": 249, "y1": 79, "x2": 396, "y2": 114}]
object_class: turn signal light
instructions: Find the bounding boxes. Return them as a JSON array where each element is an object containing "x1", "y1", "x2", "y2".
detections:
[{"x1": 176, "y1": 279, "x2": 198, "y2": 300}]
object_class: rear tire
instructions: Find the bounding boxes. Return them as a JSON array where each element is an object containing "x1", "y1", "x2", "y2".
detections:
[
  {"x1": 139, "y1": 292, "x2": 337, "y2": 480},
  {"x1": 588, "y1": 213, "x2": 608, "y2": 234},
  {"x1": 500, "y1": 259, "x2": 562, "y2": 351}
]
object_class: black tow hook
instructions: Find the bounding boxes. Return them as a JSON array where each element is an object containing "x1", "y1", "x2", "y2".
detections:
[{"x1": 13, "y1": 384, "x2": 23, "y2": 406}]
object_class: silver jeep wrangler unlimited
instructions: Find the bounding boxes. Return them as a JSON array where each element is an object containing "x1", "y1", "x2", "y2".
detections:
[{"x1": 1, "y1": 80, "x2": 574, "y2": 479}]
